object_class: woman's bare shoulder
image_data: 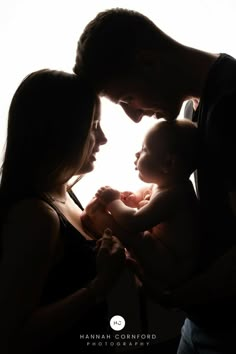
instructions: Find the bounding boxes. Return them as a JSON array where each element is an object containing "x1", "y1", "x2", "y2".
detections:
[{"x1": 2, "y1": 198, "x2": 60, "y2": 246}]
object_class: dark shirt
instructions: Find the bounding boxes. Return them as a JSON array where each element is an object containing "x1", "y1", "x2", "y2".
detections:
[
  {"x1": 184, "y1": 53, "x2": 236, "y2": 328},
  {"x1": 38, "y1": 191, "x2": 111, "y2": 353}
]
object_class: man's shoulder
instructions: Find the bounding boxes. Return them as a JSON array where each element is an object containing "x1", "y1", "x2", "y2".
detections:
[
  {"x1": 199, "y1": 54, "x2": 236, "y2": 126},
  {"x1": 206, "y1": 53, "x2": 236, "y2": 96}
]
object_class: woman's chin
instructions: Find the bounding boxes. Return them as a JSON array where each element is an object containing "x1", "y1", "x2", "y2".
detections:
[{"x1": 78, "y1": 162, "x2": 95, "y2": 174}]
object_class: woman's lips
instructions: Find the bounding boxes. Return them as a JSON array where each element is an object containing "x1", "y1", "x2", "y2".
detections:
[{"x1": 89, "y1": 149, "x2": 99, "y2": 161}]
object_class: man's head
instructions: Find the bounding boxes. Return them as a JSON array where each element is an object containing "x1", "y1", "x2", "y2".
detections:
[{"x1": 74, "y1": 8, "x2": 187, "y2": 122}]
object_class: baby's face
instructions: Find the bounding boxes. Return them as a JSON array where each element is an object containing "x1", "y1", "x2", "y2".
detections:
[{"x1": 135, "y1": 126, "x2": 165, "y2": 183}]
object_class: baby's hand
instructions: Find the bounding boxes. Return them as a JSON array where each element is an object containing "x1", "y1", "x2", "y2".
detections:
[
  {"x1": 96, "y1": 186, "x2": 120, "y2": 205},
  {"x1": 121, "y1": 191, "x2": 139, "y2": 208}
]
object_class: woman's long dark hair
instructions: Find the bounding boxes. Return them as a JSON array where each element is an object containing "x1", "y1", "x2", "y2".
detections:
[{"x1": 0, "y1": 69, "x2": 97, "y2": 223}]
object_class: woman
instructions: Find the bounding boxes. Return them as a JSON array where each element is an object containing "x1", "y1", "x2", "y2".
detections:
[{"x1": 0, "y1": 69, "x2": 125, "y2": 353}]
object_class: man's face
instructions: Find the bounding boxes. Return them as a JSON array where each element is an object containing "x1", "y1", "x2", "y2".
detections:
[{"x1": 102, "y1": 74, "x2": 183, "y2": 122}]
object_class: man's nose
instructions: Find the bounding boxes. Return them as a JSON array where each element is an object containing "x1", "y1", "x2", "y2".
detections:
[{"x1": 120, "y1": 103, "x2": 143, "y2": 123}]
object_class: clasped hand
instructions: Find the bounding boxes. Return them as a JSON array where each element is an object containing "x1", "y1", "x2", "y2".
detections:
[
  {"x1": 96, "y1": 186, "x2": 120, "y2": 205},
  {"x1": 96, "y1": 186, "x2": 140, "y2": 208},
  {"x1": 96, "y1": 228, "x2": 126, "y2": 286}
]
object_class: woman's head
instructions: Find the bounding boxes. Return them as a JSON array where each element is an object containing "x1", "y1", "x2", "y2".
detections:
[{"x1": 0, "y1": 69, "x2": 106, "y2": 200}]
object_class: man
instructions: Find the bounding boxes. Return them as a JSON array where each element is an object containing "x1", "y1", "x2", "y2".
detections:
[{"x1": 74, "y1": 8, "x2": 236, "y2": 353}]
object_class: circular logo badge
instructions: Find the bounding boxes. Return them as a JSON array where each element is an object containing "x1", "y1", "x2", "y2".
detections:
[{"x1": 110, "y1": 315, "x2": 125, "y2": 331}]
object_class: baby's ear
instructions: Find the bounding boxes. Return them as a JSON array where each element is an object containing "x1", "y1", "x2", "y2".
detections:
[{"x1": 161, "y1": 153, "x2": 177, "y2": 174}]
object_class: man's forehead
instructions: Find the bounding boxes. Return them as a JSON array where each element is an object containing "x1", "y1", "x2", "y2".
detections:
[
  {"x1": 100, "y1": 78, "x2": 130, "y2": 102},
  {"x1": 100, "y1": 90, "x2": 118, "y2": 103}
]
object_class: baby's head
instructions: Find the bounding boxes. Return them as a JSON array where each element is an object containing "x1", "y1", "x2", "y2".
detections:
[{"x1": 135, "y1": 118, "x2": 200, "y2": 186}]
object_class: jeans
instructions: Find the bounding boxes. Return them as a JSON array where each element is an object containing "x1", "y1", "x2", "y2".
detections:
[{"x1": 177, "y1": 318, "x2": 236, "y2": 354}]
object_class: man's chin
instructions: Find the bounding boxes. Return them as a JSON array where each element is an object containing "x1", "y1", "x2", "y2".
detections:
[{"x1": 154, "y1": 108, "x2": 178, "y2": 121}]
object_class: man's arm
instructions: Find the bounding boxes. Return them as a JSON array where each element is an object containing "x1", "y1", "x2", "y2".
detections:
[
  {"x1": 162, "y1": 94, "x2": 236, "y2": 307},
  {"x1": 162, "y1": 243, "x2": 236, "y2": 307},
  {"x1": 158, "y1": 180, "x2": 236, "y2": 307}
]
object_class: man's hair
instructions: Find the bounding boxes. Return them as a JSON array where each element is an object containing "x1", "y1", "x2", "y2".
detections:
[{"x1": 74, "y1": 8, "x2": 170, "y2": 91}]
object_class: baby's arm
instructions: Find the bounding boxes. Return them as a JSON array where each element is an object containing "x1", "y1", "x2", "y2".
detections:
[
  {"x1": 95, "y1": 186, "x2": 187, "y2": 288},
  {"x1": 96, "y1": 186, "x2": 176, "y2": 233},
  {"x1": 81, "y1": 197, "x2": 122, "y2": 239}
]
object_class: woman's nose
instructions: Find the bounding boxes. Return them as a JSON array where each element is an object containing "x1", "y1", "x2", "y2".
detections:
[{"x1": 97, "y1": 128, "x2": 107, "y2": 146}]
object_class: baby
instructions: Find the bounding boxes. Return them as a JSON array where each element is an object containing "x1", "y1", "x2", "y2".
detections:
[{"x1": 81, "y1": 119, "x2": 202, "y2": 290}]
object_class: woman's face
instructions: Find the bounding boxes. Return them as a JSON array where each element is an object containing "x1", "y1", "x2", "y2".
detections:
[{"x1": 79, "y1": 102, "x2": 107, "y2": 174}]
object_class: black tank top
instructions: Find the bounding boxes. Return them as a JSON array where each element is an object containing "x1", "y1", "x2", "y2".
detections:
[{"x1": 38, "y1": 190, "x2": 111, "y2": 353}]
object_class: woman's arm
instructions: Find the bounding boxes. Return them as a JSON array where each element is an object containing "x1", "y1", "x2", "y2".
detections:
[{"x1": 0, "y1": 200, "x2": 125, "y2": 354}]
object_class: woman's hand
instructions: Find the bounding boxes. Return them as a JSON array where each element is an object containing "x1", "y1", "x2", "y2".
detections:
[
  {"x1": 81, "y1": 197, "x2": 121, "y2": 239},
  {"x1": 96, "y1": 186, "x2": 120, "y2": 205},
  {"x1": 96, "y1": 229, "x2": 126, "y2": 275},
  {"x1": 92, "y1": 229, "x2": 126, "y2": 296}
]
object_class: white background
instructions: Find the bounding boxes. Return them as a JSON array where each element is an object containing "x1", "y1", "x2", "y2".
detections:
[
  {"x1": 1, "y1": 0, "x2": 236, "y2": 340},
  {"x1": 1, "y1": 0, "x2": 236, "y2": 205}
]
